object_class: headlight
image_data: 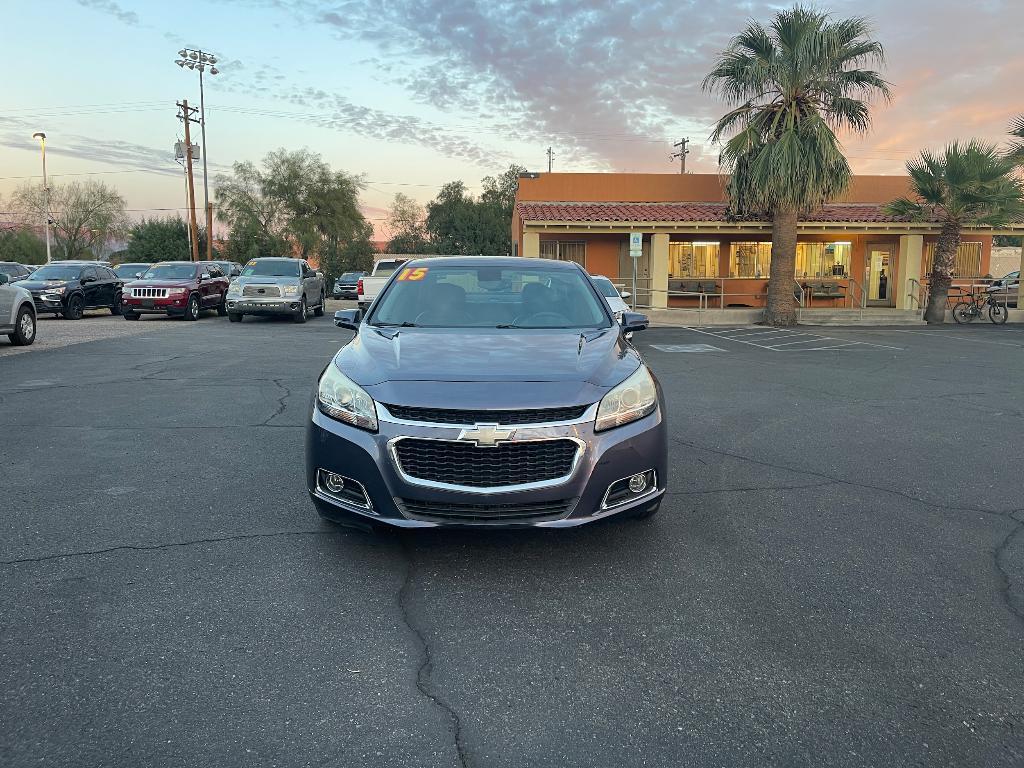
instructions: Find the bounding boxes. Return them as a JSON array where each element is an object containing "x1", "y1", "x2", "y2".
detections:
[
  {"x1": 168, "y1": 287, "x2": 188, "y2": 296},
  {"x1": 227, "y1": 283, "x2": 241, "y2": 296},
  {"x1": 45, "y1": 285, "x2": 66, "y2": 295},
  {"x1": 281, "y1": 285, "x2": 299, "y2": 297},
  {"x1": 595, "y1": 365, "x2": 658, "y2": 432},
  {"x1": 317, "y1": 363, "x2": 377, "y2": 431}
]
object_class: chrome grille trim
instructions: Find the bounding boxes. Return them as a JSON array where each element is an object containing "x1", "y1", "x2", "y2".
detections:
[
  {"x1": 131, "y1": 287, "x2": 168, "y2": 298},
  {"x1": 387, "y1": 436, "x2": 585, "y2": 494},
  {"x1": 242, "y1": 284, "x2": 281, "y2": 297},
  {"x1": 378, "y1": 402, "x2": 597, "y2": 428}
]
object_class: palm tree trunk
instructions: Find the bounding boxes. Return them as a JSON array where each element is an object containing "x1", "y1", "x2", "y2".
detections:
[
  {"x1": 764, "y1": 208, "x2": 799, "y2": 326},
  {"x1": 923, "y1": 222, "x2": 960, "y2": 324}
]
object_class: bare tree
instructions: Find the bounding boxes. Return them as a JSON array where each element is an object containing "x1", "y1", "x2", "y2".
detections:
[{"x1": 12, "y1": 180, "x2": 128, "y2": 260}]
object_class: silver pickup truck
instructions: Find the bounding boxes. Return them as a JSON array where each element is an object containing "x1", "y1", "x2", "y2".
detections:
[{"x1": 225, "y1": 257, "x2": 326, "y2": 324}]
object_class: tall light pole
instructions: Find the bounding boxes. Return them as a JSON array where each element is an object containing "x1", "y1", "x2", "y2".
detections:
[
  {"x1": 175, "y1": 47, "x2": 219, "y2": 259},
  {"x1": 31, "y1": 132, "x2": 53, "y2": 263}
]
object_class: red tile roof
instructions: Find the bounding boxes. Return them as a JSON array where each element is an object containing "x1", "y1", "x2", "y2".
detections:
[{"x1": 516, "y1": 201, "x2": 917, "y2": 224}]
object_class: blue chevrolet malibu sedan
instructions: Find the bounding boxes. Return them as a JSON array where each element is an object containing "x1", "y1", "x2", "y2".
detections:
[{"x1": 305, "y1": 256, "x2": 667, "y2": 528}]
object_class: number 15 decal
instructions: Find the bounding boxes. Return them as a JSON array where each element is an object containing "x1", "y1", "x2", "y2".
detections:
[{"x1": 397, "y1": 267, "x2": 428, "y2": 281}]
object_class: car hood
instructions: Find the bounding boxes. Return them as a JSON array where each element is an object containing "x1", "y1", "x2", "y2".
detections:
[
  {"x1": 232, "y1": 276, "x2": 300, "y2": 286},
  {"x1": 128, "y1": 279, "x2": 195, "y2": 288},
  {"x1": 335, "y1": 327, "x2": 641, "y2": 407},
  {"x1": 17, "y1": 279, "x2": 75, "y2": 292}
]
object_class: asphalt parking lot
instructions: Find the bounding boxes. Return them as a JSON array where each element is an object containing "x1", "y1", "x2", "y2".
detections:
[{"x1": 2, "y1": 316, "x2": 1023, "y2": 767}]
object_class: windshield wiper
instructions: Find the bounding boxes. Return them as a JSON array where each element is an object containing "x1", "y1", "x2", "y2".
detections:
[{"x1": 373, "y1": 321, "x2": 418, "y2": 327}]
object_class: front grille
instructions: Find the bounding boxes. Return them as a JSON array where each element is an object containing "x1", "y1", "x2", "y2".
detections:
[
  {"x1": 392, "y1": 438, "x2": 579, "y2": 488},
  {"x1": 398, "y1": 497, "x2": 576, "y2": 524},
  {"x1": 383, "y1": 404, "x2": 589, "y2": 425},
  {"x1": 242, "y1": 284, "x2": 281, "y2": 297},
  {"x1": 131, "y1": 287, "x2": 168, "y2": 298}
]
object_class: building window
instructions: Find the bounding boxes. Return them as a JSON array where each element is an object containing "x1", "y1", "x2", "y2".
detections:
[
  {"x1": 730, "y1": 242, "x2": 772, "y2": 278},
  {"x1": 924, "y1": 241, "x2": 983, "y2": 277},
  {"x1": 669, "y1": 242, "x2": 719, "y2": 277},
  {"x1": 540, "y1": 240, "x2": 586, "y2": 267},
  {"x1": 795, "y1": 242, "x2": 851, "y2": 278}
]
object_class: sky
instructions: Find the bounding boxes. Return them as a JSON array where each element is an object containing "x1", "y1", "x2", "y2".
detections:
[{"x1": 2, "y1": 0, "x2": 1022, "y2": 238}]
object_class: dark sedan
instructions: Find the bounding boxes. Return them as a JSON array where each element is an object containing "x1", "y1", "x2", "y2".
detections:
[
  {"x1": 332, "y1": 270, "x2": 367, "y2": 299},
  {"x1": 306, "y1": 257, "x2": 666, "y2": 528},
  {"x1": 14, "y1": 262, "x2": 124, "y2": 319}
]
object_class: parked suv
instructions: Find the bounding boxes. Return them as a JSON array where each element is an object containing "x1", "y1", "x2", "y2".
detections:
[
  {"x1": 0, "y1": 262, "x2": 35, "y2": 283},
  {"x1": 986, "y1": 271, "x2": 1020, "y2": 308},
  {"x1": 121, "y1": 261, "x2": 229, "y2": 321},
  {"x1": 0, "y1": 273, "x2": 36, "y2": 345},
  {"x1": 332, "y1": 271, "x2": 367, "y2": 299},
  {"x1": 225, "y1": 257, "x2": 326, "y2": 323},
  {"x1": 15, "y1": 262, "x2": 124, "y2": 319}
]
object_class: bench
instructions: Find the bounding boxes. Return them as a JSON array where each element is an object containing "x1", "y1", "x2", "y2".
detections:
[{"x1": 803, "y1": 281, "x2": 845, "y2": 303}]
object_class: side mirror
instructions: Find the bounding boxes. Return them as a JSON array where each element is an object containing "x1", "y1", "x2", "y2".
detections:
[
  {"x1": 0, "y1": 273, "x2": 8, "y2": 285},
  {"x1": 135, "y1": 272, "x2": 144, "y2": 279},
  {"x1": 334, "y1": 309, "x2": 360, "y2": 331},
  {"x1": 81, "y1": 275, "x2": 96, "y2": 283},
  {"x1": 200, "y1": 272, "x2": 210, "y2": 280},
  {"x1": 620, "y1": 311, "x2": 649, "y2": 332},
  {"x1": 620, "y1": 291, "x2": 632, "y2": 300}
]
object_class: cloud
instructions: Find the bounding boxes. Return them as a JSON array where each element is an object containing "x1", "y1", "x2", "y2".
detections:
[{"x1": 75, "y1": 0, "x2": 140, "y2": 26}]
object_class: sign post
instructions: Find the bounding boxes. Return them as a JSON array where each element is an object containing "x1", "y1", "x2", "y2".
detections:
[{"x1": 629, "y1": 232, "x2": 642, "y2": 310}]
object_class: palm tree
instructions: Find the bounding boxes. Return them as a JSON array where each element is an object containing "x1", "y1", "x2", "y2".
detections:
[
  {"x1": 1008, "y1": 114, "x2": 1024, "y2": 166},
  {"x1": 885, "y1": 141, "x2": 1024, "y2": 324},
  {"x1": 703, "y1": 6, "x2": 891, "y2": 326}
]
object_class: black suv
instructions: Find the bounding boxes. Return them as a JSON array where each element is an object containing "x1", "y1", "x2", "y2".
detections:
[{"x1": 16, "y1": 262, "x2": 124, "y2": 319}]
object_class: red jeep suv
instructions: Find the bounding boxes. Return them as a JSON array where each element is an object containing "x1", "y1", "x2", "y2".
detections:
[{"x1": 122, "y1": 261, "x2": 229, "y2": 321}]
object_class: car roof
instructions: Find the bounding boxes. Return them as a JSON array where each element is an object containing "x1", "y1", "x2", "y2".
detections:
[
  {"x1": 152, "y1": 261, "x2": 197, "y2": 266},
  {"x1": 401, "y1": 256, "x2": 583, "y2": 271}
]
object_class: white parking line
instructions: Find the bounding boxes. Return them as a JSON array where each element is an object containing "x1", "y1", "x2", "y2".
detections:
[{"x1": 682, "y1": 326, "x2": 903, "y2": 352}]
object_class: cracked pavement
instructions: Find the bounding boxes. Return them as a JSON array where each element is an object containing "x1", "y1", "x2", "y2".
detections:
[{"x1": 1, "y1": 319, "x2": 1023, "y2": 767}]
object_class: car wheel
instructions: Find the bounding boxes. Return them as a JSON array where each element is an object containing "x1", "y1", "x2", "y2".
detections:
[
  {"x1": 123, "y1": 311, "x2": 140, "y2": 321},
  {"x1": 110, "y1": 293, "x2": 123, "y2": 315},
  {"x1": 313, "y1": 292, "x2": 325, "y2": 317},
  {"x1": 228, "y1": 312, "x2": 243, "y2": 323},
  {"x1": 63, "y1": 294, "x2": 84, "y2": 320},
  {"x1": 217, "y1": 294, "x2": 228, "y2": 316},
  {"x1": 9, "y1": 305, "x2": 36, "y2": 346},
  {"x1": 293, "y1": 296, "x2": 307, "y2": 324},
  {"x1": 182, "y1": 294, "x2": 200, "y2": 321}
]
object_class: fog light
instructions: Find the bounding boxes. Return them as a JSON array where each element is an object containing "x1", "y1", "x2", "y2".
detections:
[
  {"x1": 324, "y1": 472, "x2": 345, "y2": 494},
  {"x1": 628, "y1": 473, "x2": 648, "y2": 493}
]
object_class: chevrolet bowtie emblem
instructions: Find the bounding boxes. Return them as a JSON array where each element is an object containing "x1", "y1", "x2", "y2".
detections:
[{"x1": 458, "y1": 424, "x2": 516, "y2": 447}]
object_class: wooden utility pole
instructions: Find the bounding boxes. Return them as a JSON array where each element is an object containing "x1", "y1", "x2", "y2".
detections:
[
  {"x1": 546, "y1": 146, "x2": 555, "y2": 173},
  {"x1": 671, "y1": 138, "x2": 690, "y2": 173},
  {"x1": 177, "y1": 100, "x2": 200, "y2": 262}
]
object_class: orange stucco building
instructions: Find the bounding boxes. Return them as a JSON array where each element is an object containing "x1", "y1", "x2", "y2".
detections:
[{"x1": 512, "y1": 173, "x2": 1021, "y2": 310}]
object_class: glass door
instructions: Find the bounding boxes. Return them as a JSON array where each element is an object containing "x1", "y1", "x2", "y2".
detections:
[{"x1": 866, "y1": 244, "x2": 895, "y2": 306}]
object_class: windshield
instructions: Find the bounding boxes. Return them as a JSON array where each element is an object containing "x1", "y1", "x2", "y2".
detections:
[
  {"x1": 29, "y1": 265, "x2": 82, "y2": 281},
  {"x1": 592, "y1": 277, "x2": 620, "y2": 298},
  {"x1": 340, "y1": 272, "x2": 363, "y2": 280},
  {"x1": 115, "y1": 264, "x2": 148, "y2": 278},
  {"x1": 241, "y1": 259, "x2": 300, "y2": 277},
  {"x1": 369, "y1": 264, "x2": 611, "y2": 329},
  {"x1": 213, "y1": 262, "x2": 235, "y2": 274},
  {"x1": 373, "y1": 261, "x2": 405, "y2": 277},
  {"x1": 143, "y1": 263, "x2": 196, "y2": 280}
]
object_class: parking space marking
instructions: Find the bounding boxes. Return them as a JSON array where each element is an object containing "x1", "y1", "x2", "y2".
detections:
[
  {"x1": 649, "y1": 343, "x2": 726, "y2": 353},
  {"x1": 683, "y1": 326, "x2": 903, "y2": 352}
]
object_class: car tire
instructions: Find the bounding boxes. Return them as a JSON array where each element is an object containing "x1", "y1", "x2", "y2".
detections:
[
  {"x1": 110, "y1": 294, "x2": 123, "y2": 315},
  {"x1": 63, "y1": 294, "x2": 84, "y2": 320},
  {"x1": 313, "y1": 292, "x2": 325, "y2": 317},
  {"x1": 293, "y1": 296, "x2": 307, "y2": 324},
  {"x1": 8, "y1": 305, "x2": 36, "y2": 346},
  {"x1": 182, "y1": 294, "x2": 200, "y2": 321},
  {"x1": 123, "y1": 311, "x2": 140, "y2": 321},
  {"x1": 228, "y1": 312, "x2": 243, "y2": 323},
  {"x1": 217, "y1": 294, "x2": 228, "y2": 316}
]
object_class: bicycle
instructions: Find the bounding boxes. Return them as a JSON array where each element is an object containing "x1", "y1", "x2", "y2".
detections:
[{"x1": 952, "y1": 289, "x2": 1008, "y2": 324}]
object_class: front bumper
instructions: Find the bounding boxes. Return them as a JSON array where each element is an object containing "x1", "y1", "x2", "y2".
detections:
[
  {"x1": 32, "y1": 295, "x2": 65, "y2": 314},
  {"x1": 305, "y1": 398, "x2": 668, "y2": 528},
  {"x1": 227, "y1": 297, "x2": 303, "y2": 315},
  {"x1": 122, "y1": 295, "x2": 190, "y2": 315},
  {"x1": 334, "y1": 288, "x2": 358, "y2": 299}
]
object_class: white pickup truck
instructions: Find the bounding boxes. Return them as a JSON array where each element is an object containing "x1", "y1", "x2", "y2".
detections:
[{"x1": 357, "y1": 257, "x2": 409, "y2": 315}]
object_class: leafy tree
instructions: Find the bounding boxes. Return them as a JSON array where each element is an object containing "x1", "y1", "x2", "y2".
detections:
[
  {"x1": 703, "y1": 6, "x2": 891, "y2": 326},
  {"x1": 886, "y1": 141, "x2": 1024, "y2": 323},
  {"x1": 215, "y1": 149, "x2": 369, "y2": 270},
  {"x1": 422, "y1": 165, "x2": 526, "y2": 256},
  {"x1": 1008, "y1": 114, "x2": 1024, "y2": 166},
  {"x1": 385, "y1": 193, "x2": 431, "y2": 253},
  {"x1": 122, "y1": 218, "x2": 190, "y2": 263},
  {"x1": 11, "y1": 180, "x2": 128, "y2": 261},
  {"x1": 994, "y1": 235, "x2": 1022, "y2": 247},
  {"x1": 321, "y1": 219, "x2": 376, "y2": 285},
  {"x1": 0, "y1": 228, "x2": 47, "y2": 264}
]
